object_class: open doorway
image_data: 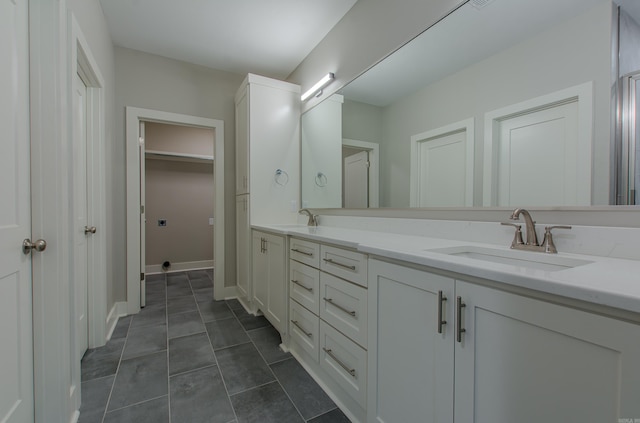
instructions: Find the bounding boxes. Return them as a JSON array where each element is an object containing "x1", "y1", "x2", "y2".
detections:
[
  {"x1": 142, "y1": 122, "x2": 214, "y2": 288},
  {"x1": 126, "y1": 108, "x2": 225, "y2": 316},
  {"x1": 342, "y1": 138, "x2": 379, "y2": 208}
]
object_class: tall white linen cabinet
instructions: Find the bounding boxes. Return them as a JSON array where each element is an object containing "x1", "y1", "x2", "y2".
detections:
[{"x1": 235, "y1": 74, "x2": 300, "y2": 327}]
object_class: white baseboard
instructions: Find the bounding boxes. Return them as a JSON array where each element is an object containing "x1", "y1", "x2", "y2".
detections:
[
  {"x1": 105, "y1": 301, "x2": 128, "y2": 341},
  {"x1": 145, "y1": 260, "x2": 213, "y2": 275}
]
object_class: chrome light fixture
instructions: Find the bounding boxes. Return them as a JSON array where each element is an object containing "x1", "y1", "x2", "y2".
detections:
[{"x1": 301, "y1": 72, "x2": 335, "y2": 102}]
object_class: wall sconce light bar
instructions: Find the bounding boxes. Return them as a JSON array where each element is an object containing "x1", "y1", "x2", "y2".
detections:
[{"x1": 301, "y1": 72, "x2": 335, "y2": 102}]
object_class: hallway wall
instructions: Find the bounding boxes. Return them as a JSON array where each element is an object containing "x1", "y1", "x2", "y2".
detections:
[{"x1": 114, "y1": 47, "x2": 244, "y2": 304}]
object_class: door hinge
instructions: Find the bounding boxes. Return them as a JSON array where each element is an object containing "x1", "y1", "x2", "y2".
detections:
[
  {"x1": 366, "y1": 161, "x2": 371, "y2": 168},
  {"x1": 140, "y1": 272, "x2": 145, "y2": 281},
  {"x1": 141, "y1": 205, "x2": 145, "y2": 214}
]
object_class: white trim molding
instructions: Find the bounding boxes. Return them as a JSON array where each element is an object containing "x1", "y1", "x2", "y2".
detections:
[
  {"x1": 126, "y1": 108, "x2": 225, "y2": 315},
  {"x1": 145, "y1": 260, "x2": 214, "y2": 275}
]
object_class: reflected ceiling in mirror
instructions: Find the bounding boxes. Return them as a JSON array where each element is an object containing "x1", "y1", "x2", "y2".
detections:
[{"x1": 301, "y1": 0, "x2": 639, "y2": 209}]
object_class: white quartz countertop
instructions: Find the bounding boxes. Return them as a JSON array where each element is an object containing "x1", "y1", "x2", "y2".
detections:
[{"x1": 252, "y1": 223, "x2": 640, "y2": 315}]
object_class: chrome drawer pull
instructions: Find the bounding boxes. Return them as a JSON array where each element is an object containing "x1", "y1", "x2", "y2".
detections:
[
  {"x1": 323, "y1": 347, "x2": 356, "y2": 377},
  {"x1": 456, "y1": 296, "x2": 466, "y2": 343},
  {"x1": 322, "y1": 258, "x2": 356, "y2": 271},
  {"x1": 323, "y1": 298, "x2": 356, "y2": 316},
  {"x1": 291, "y1": 279, "x2": 313, "y2": 292},
  {"x1": 437, "y1": 290, "x2": 447, "y2": 334},
  {"x1": 291, "y1": 320, "x2": 312, "y2": 337},
  {"x1": 291, "y1": 248, "x2": 313, "y2": 257}
]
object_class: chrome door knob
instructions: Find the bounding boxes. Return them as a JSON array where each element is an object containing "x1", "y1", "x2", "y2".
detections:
[
  {"x1": 22, "y1": 238, "x2": 47, "y2": 255},
  {"x1": 84, "y1": 226, "x2": 97, "y2": 234}
]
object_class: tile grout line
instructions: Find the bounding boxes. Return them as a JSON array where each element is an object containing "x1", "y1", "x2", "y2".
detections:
[
  {"x1": 240, "y1": 304, "x2": 307, "y2": 423},
  {"x1": 196, "y1": 275, "x2": 241, "y2": 423},
  {"x1": 165, "y1": 272, "x2": 172, "y2": 423},
  {"x1": 99, "y1": 306, "x2": 134, "y2": 423}
]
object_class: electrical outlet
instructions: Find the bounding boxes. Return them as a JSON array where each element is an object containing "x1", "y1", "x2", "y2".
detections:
[
  {"x1": 290, "y1": 200, "x2": 297, "y2": 212},
  {"x1": 158, "y1": 219, "x2": 167, "y2": 227}
]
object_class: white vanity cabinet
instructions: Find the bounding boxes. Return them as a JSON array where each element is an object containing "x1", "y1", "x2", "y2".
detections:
[
  {"x1": 252, "y1": 230, "x2": 287, "y2": 334},
  {"x1": 368, "y1": 258, "x2": 640, "y2": 423},
  {"x1": 288, "y1": 238, "x2": 368, "y2": 423},
  {"x1": 367, "y1": 259, "x2": 454, "y2": 423}
]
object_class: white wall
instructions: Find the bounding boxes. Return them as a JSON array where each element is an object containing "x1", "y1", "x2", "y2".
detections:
[
  {"x1": 114, "y1": 47, "x2": 244, "y2": 297},
  {"x1": 301, "y1": 95, "x2": 343, "y2": 207},
  {"x1": 287, "y1": 0, "x2": 465, "y2": 112}
]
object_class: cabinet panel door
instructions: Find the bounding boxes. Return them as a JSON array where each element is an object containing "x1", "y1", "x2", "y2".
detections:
[
  {"x1": 252, "y1": 231, "x2": 267, "y2": 310},
  {"x1": 368, "y1": 260, "x2": 454, "y2": 423},
  {"x1": 236, "y1": 195, "x2": 250, "y2": 301},
  {"x1": 454, "y1": 281, "x2": 640, "y2": 423},
  {"x1": 235, "y1": 88, "x2": 249, "y2": 195},
  {"x1": 265, "y1": 234, "x2": 286, "y2": 333}
]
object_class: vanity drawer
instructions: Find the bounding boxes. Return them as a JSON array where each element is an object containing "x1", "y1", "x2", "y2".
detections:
[
  {"x1": 290, "y1": 299, "x2": 320, "y2": 362},
  {"x1": 319, "y1": 320, "x2": 367, "y2": 408},
  {"x1": 320, "y1": 245, "x2": 367, "y2": 287},
  {"x1": 290, "y1": 238, "x2": 320, "y2": 268},
  {"x1": 289, "y1": 260, "x2": 320, "y2": 315},
  {"x1": 320, "y1": 273, "x2": 367, "y2": 348}
]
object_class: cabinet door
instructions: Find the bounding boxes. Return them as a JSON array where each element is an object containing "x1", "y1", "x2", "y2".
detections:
[
  {"x1": 235, "y1": 87, "x2": 249, "y2": 195},
  {"x1": 367, "y1": 259, "x2": 454, "y2": 423},
  {"x1": 252, "y1": 231, "x2": 267, "y2": 310},
  {"x1": 236, "y1": 195, "x2": 250, "y2": 302},
  {"x1": 454, "y1": 281, "x2": 640, "y2": 423},
  {"x1": 265, "y1": 233, "x2": 286, "y2": 333}
]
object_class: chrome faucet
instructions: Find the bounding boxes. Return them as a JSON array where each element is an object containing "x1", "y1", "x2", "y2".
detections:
[
  {"x1": 298, "y1": 208, "x2": 318, "y2": 226},
  {"x1": 502, "y1": 208, "x2": 571, "y2": 254},
  {"x1": 510, "y1": 208, "x2": 538, "y2": 246}
]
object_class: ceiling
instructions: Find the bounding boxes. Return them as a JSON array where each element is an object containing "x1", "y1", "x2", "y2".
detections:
[{"x1": 99, "y1": 0, "x2": 358, "y2": 80}]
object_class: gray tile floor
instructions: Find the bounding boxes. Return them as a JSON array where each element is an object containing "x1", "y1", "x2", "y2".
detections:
[{"x1": 79, "y1": 269, "x2": 351, "y2": 423}]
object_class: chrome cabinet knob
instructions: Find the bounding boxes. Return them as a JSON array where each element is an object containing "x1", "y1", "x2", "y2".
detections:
[
  {"x1": 84, "y1": 226, "x2": 97, "y2": 234},
  {"x1": 22, "y1": 238, "x2": 47, "y2": 255}
]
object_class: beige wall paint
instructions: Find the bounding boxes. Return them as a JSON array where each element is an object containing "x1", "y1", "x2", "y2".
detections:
[
  {"x1": 144, "y1": 122, "x2": 214, "y2": 267},
  {"x1": 145, "y1": 121, "x2": 214, "y2": 156},
  {"x1": 145, "y1": 159, "x2": 214, "y2": 266},
  {"x1": 115, "y1": 47, "x2": 244, "y2": 300}
]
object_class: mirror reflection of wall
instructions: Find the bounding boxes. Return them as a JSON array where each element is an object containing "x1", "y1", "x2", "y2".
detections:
[
  {"x1": 301, "y1": 0, "x2": 639, "y2": 209},
  {"x1": 301, "y1": 94, "x2": 343, "y2": 208}
]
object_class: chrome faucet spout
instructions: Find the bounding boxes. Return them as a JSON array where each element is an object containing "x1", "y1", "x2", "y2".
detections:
[
  {"x1": 298, "y1": 208, "x2": 318, "y2": 227},
  {"x1": 510, "y1": 208, "x2": 538, "y2": 246}
]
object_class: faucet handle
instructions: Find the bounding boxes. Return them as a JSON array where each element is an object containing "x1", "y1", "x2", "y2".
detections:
[
  {"x1": 501, "y1": 222, "x2": 524, "y2": 248},
  {"x1": 541, "y1": 225, "x2": 571, "y2": 254}
]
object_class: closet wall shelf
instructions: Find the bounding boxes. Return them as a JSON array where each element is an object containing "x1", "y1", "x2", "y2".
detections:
[{"x1": 145, "y1": 150, "x2": 213, "y2": 164}]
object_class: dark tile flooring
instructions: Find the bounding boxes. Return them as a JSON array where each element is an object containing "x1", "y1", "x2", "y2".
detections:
[{"x1": 79, "y1": 269, "x2": 351, "y2": 423}]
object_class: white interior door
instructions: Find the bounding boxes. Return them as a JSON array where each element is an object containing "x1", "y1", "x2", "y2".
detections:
[
  {"x1": 414, "y1": 130, "x2": 468, "y2": 207},
  {"x1": 496, "y1": 102, "x2": 579, "y2": 206},
  {"x1": 73, "y1": 72, "x2": 89, "y2": 357},
  {"x1": 139, "y1": 121, "x2": 146, "y2": 307},
  {"x1": 0, "y1": 0, "x2": 34, "y2": 421},
  {"x1": 343, "y1": 150, "x2": 369, "y2": 208}
]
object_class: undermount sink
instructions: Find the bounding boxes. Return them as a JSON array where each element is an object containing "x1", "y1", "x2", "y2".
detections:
[{"x1": 426, "y1": 246, "x2": 592, "y2": 272}]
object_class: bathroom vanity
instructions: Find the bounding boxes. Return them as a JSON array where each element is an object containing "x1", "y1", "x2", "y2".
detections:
[{"x1": 252, "y1": 218, "x2": 640, "y2": 423}]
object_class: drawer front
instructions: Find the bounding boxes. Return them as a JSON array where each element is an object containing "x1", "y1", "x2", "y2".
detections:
[
  {"x1": 320, "y1": 273, "x2": 367, "y2": 348},
  {"x1": 289, "y1": 300, "x2": 320, "y2": 362},
  {"x1": 289, "y1": 260, "x2": 320, "y2": 315},
  {"x1": 290, "y1": 238, "x2": 320, "y2": 268},
  {"x1": 320, "y1": 245, "x2": 367, "y2": 287},
  {"x1": 319, "y1": 321, "x2": 367, "y2": 408}
]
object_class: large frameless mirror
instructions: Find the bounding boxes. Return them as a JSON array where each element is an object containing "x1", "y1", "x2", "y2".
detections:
[{"x1": 301, "y1": 0, "x2": 640, "y2": 209}]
